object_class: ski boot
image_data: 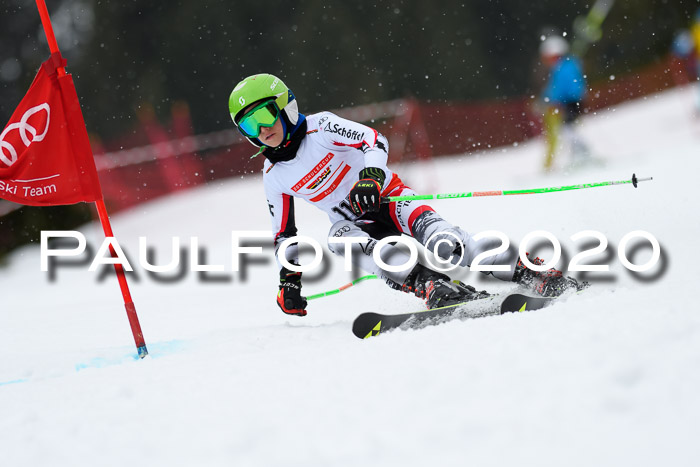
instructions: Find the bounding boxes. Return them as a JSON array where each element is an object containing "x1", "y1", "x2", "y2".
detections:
[
  {"x1": 425, "y1": 280, "x2": 491, "y2": 309},
  {"x1": 401, "y1": 264, "x2": 490, "y2": 309},
  {"x1": 512, "y1": 253, "x2": 588, "y2": 297},
  {"x1": 400, "y1": 263, "x2": 449, "y2": 300}
]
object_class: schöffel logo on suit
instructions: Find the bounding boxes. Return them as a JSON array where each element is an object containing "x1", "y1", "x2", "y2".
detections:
[{"x1": 324, "y1": 122, "x2": 364, "y2": 141}]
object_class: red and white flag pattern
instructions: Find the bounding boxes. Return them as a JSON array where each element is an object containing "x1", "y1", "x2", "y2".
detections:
[{"x1": 0, "y1": 54, "x2": 102, "y2": 206}]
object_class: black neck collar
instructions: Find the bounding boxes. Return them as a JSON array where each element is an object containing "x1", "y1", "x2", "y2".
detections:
[{"x1": 263, "y1": 119, "x2": 308, "y2": 163}]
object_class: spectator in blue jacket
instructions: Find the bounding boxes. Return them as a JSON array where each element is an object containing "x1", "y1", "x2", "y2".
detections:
[{"x1": 539, "y1": 35, "x2": 590, "y2": 171}]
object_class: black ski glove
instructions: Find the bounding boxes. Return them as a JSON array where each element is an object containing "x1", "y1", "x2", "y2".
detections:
[
  {"x1": 349, "y1": 167, "x2": 385, "y2": 215},
  {"x1": 277, "y1": 267, "x2": 307, "y2": 316}
]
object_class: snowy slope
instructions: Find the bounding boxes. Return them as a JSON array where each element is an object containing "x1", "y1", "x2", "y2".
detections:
[{"x1": 1, "y1": 84, "x2": 700, "y2": 467}]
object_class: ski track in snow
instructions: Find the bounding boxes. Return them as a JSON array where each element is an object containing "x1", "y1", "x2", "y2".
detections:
[{"x1": 1, "y1": 84, "x2": 700, "y2": 466}]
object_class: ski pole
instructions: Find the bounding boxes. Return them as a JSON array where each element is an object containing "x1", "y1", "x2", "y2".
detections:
[
  {"x1": 306, "y1": 274, "x2": 378, "y2": 301},
  {"x1": 381, "y1": 173, "x2": 652, "y2": 203}
]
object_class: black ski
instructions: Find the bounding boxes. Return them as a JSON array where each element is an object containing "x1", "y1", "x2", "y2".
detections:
[
  {"x1": 352, "y1": 293, "x2": 557, "y2": 339},
  {"x1": 500, "y1": 293, "x2": 557, "y2": 313}
]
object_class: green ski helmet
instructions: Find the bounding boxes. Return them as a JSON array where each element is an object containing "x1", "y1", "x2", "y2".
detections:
[{"x1": 229, "y1": 73, "x2": 301, "y2": 148}]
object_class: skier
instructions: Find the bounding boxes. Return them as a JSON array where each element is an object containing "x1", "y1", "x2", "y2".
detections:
[
  {"x1": 539, "y1": 35, "x2": 590, "y2": 171},
  {"x1": 228, "y1": 74, "x2": 586, "y2": 316}
]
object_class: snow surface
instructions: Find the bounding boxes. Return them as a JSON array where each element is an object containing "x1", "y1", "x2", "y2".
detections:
[{"x1": 1, "y1": 84, "x2": 700, "y2": 466}]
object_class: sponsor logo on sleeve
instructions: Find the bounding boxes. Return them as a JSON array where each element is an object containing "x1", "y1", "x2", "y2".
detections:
[{"x1": 323, "y1": 122, "x2": 364, "y2": 141}]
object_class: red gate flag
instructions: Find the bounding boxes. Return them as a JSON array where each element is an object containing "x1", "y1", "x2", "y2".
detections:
[{"x1": 0, "y1": 52, "x2": 102, "y2": 206}]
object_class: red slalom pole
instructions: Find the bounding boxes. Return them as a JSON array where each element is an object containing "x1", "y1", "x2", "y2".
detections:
[
  {"x1": 94, "y1": 200, "x2": 148, "y2": 358},
  {"x1": 36, "y1": 0, "x2": 148, "y2": 358},
  {"x1": 35, "y1": 1, "x2": 63, "y2": 72}
]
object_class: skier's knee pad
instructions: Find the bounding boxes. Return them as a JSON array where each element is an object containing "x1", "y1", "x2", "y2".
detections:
[
  {"x1": 412, "y1": 211, "x2": 467, "y2": 264},
  {"x1": 412, "y1": 210, "x2": 517, "y2": 279},
  {"x1": 426, "y1": 227, "x2": 469, "y2": 265},
  {"x1": 327, "y1": 220, "x2": 374, "y2": 257},
  {"x1": 328, "y1": 220, "x2": 415, "y2": 286}
]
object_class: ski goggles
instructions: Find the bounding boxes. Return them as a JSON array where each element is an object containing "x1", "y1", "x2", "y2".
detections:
[{"x1": 236, "y1": 100, "x2": 281, "y2": 138}]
